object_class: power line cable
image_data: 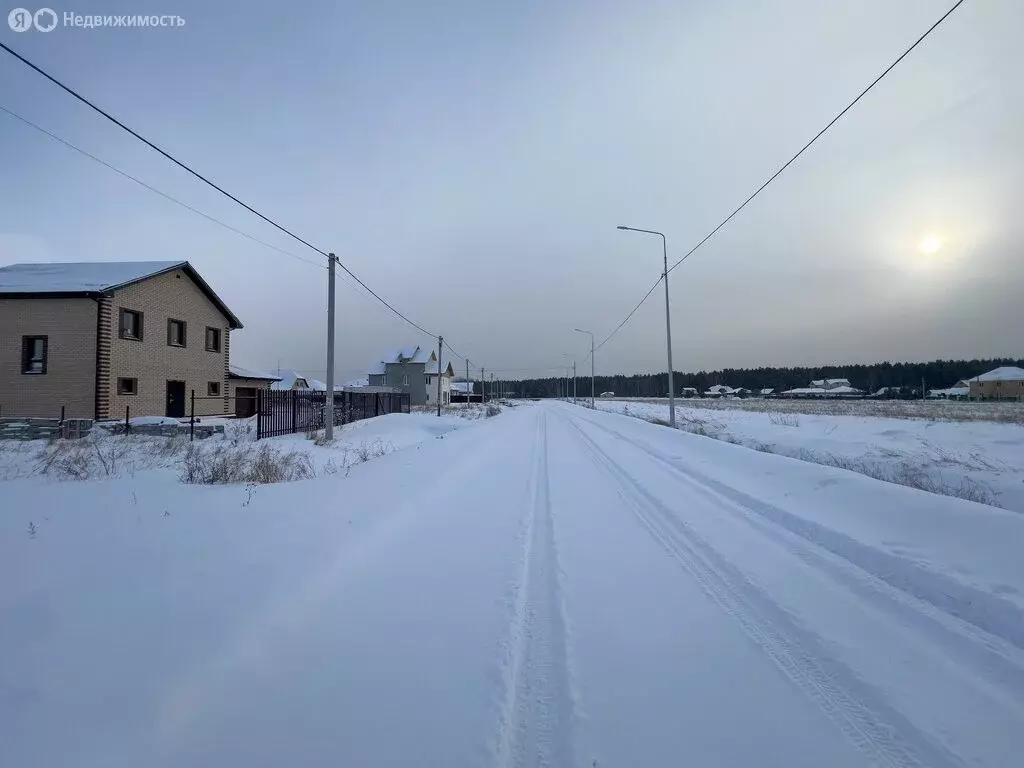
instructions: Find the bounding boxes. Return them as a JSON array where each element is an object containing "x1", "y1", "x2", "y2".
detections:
[
  {"x1": 0, "y1": 40, "x2": 440, "y2": 341},
  {"x1": 0, "y1": 103, "x2": 420, "y2": 313},
  {"x1": 665, "y1": 0, "x2": 966, "y2": 277},
  {"x1": 591, "y1": 0, "x2": 967, "y2": 350},
  {"x1": 0, "y1": 104, "x2": 326, "y2": 271}
]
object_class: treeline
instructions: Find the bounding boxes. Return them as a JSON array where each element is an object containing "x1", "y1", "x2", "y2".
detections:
[{"x1": 510, "y1": 358, "x2": 1024, "y2": 399}]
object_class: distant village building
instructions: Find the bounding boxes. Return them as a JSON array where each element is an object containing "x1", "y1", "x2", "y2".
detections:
[{"x1": 967, "y1": 367, "x2": 1024, "y2": 401}]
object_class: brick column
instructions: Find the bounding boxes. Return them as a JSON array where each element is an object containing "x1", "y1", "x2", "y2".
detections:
[{"x1": 95, "y1": 297, "x2": 112, "y2": 420}]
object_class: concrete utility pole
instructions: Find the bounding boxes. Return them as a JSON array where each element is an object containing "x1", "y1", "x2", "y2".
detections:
[
  {"x1": 481, "y1": 367, "x2": 485, "y2": 403},
  {"x1": 325, "y1": 253, "x2": 337, "y2": 441},
  {"x1": 617, "y1": 226, "x2": 676, "y2": 426},
  {"x1": 575, "y1": 328, "x2": 595, "y2": 409},
  {"x1": 437, "y1": 336, "x2": 443, "y2": 416}
]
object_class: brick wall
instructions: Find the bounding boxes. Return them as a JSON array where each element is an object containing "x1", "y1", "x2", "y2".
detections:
[
  {"x1": 0, "y1": 297, "x2": 97, "y2": 418},
  {"x1": 971, "y1": 380, "x2": 1024, "y2": 400},
  {"x1": 107, "y1": 269, "x2": 230, "y2": 418}
]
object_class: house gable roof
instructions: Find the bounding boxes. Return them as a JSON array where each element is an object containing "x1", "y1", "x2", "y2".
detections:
[
  {"x1": 0, "y1": 260, "x2": 242, "y2": 328},
  {"x1": 972, "y1": 366, "x2": 1024, "y2": 382},
  {"x1": 229, "y1": 364, "x2": 281, "y2": 381},
  {"x1": 270, "y1": 370, "x2": 310, "y2": 390}
]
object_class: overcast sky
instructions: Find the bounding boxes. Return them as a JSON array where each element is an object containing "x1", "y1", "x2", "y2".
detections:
[{"x1": 2, "y1": 0, "x2": 1021, "y2": 380}]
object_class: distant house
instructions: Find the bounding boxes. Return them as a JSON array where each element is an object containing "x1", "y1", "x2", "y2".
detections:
[
  {"x1": 759, "y1": 388, "x2": 775, "y2": 397},
  {"x1": 0, "y1": 260, "x2": 241, "y2": 419},
  {"x1": 810, "y1": 378, "x2": 852, "y2": 391},
  {"x1": 968, "y1": 367, "x2": 1024, "y2": 401},
  {"x1": 599, "y1": 391, "x2": 615, "y2": 398},
  {"x1": 927, "y1": 379, "x2": 970, "y2": 400},
  {"x1": 368, "y1": 345, "x2": 454, "y2": 406},
  {"x1": 450, "y1": 380, "x2": 479, "y2": 402},
  {"x1": 704, "y1": 384, "x2": 734, "y2": 397},
  {"x1": 228, "y1": 365, "x2": 280, "y2": 418},
  {"x1": 681, "y1": 387, "x2": 699, "y2": 398},
  {"x1": 270, "y1": 370, "x2": 310, "y2": 391}
]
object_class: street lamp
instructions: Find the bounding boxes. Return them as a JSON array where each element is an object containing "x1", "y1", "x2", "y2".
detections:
[
  {"x1": 574, "y1": 328, "x2": 595, "y2": 409},
  {"x1": 617, "y1": 225, "x2": 676, "y2": 427}
]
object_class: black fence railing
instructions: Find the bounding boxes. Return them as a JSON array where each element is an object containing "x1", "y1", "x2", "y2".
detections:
[{"x1": 255, "y1": 389, "x2": 410, "y2": 440}]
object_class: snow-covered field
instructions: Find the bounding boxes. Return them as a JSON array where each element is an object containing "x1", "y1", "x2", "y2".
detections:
[
  {"x1": 3, "y1": 401, "x2": 1024, "y2": 767},
  {"x1": 616, "y1": 395, "x2": 1024, "y2": 423},
  {"x1": 595, "y1": 399, "x2": 1024, "y2": 513}
]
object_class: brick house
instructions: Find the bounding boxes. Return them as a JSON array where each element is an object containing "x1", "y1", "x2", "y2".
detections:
[
  {"x1": 968, "y1": 366, "x2": 1024, "y2": 401},
  {"x1": 0, "y1": 261, "x2": 242, "y2": 419}
]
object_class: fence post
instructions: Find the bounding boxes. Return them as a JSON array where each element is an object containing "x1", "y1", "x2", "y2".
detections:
[
  {"x1": 256, "y1": 389, "x2": 262, "y2": 441},
  {"x1": 190, "y1": 390, "x2": 195, "y2": 442},
  {"x1": 125, "y1": 404, "x2": 130, "y2": 435},
  {"x1": 291, "y1": 390, "x2": 297, "y2": 435}
]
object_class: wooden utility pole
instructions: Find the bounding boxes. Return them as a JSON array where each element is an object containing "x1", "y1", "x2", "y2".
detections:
[{"x1": 466, "y1": 359, "x2": 470, "y2": 408}]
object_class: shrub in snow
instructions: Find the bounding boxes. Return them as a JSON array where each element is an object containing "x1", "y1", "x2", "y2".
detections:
[
  {"x1": 353, "y1": 438, "x2": 392, "y2": 463},
  {"x1": 768, "y1": 412, "x2": 801, "y2": 427},
  {"x1": 179, "y1": 443, "x2": 314, "y2": 485},
  {"x1": 485, "y1": 404, "x2": 502, "y2": 418}
]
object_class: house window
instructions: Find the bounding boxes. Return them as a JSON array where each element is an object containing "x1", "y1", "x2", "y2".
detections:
[
  {"x1": 117, "y1": 377, "x2": 138, "y2": 395},
  {"x1": 205, "y1": 327, "x2": 221, "y2": 352},
  {"x1": 119, "y1": 309, "x2": 143, "y2": 340},
  {"x1": 21, "y1": 335, "x2": 47, "y2": 374},
  {"x1": 207, "y1": 381, "x2": 221, "y2": 396},
  {"x1": 402, "y1": 374, "x2": 409, "y2": 386},
  {"x1": 167, "y1": 319, "x2": 187, "y2": 347}
]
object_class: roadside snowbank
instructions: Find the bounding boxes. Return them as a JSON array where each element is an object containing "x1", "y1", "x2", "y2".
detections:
[
  {"x1": 0, "y1": 412, "x2": 479, "y2": 485},
  {"x1": 594, "y1": 400, "x2": 1024, "y2": 512}
]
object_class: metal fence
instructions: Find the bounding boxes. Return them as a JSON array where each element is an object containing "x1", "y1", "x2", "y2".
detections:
[{"x1": 255, "y1": 389, "x2": 410, "y2": 440}]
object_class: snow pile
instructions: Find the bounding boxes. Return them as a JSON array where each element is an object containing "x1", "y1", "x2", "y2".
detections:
[
  {"x1": 596, "y1": 400, "x2": 1024, "y2": 511},
  {"x1": 0, "y1": 413, "x2": 479, "y2": 485},
  {"x1": 3, "y1": 402, "x2": 1024, "y2": 767}
]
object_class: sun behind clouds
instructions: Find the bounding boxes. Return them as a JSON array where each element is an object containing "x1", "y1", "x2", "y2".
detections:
[{"x1": 918, "y1": 233, "x2": 944, "y2": 255}]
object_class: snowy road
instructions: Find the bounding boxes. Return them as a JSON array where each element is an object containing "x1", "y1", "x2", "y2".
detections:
[{"x1": 4, "y1": 402, "x2": 1024, "y2": 767}]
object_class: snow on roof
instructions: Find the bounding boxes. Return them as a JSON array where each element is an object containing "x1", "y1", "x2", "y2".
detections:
[
  {"x1": 705, "y1": 385, "x2": 734, "y2": 394},
  {"x1": 760, "y1": 388, "x2": 775, "y2": 395},
  {"x1": 972, "y1": 366, "x2": 1024, "y2": 382},
  {"x1": 826, "y1": 378, "x2": 850, "y2": 385},
  {"x1": 0, "y1": 261, "x2": 184, "y2": 293},
  {"x1": 827, "y1": 385, "x2": 863, "y2": 394},
  {"x1": 928, "y1": 386, "x2": 970, "y2": 397},
  {"x1": 229, "y1": 364, "x2": 281, "y2": 381},
  {"x1": 0, "y1": 260, "x2": 242, "y2": 328},
  {"x1": 424, "y1": 359, "x2": 455, "y2": 376},
  {"x1": 451, "y1": 381, "x2": 474, "y2": 393},
  {"x1": 368, "y1": 361, "x2": 386, "y2": 376},
  {"x1": 270, "y1": 370, "x2": 309, "y2": 390},
  {"x1": 345, "y1": 377, "x2": 369, "y2": 388},
  {"x1": 307, "y1": 379, "x2": 327, "y2": 391}
]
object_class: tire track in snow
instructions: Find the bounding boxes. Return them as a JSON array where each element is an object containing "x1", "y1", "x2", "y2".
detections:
[
  {"x1": 562, "y1": 412, "x2": 963, "y2": 768},
  {"x1": 575, "y1": 410, "x2": 1024, "y2": 657},
  {"x1": 493, "y1": 410, "x2": 577, "y2": 768}
]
